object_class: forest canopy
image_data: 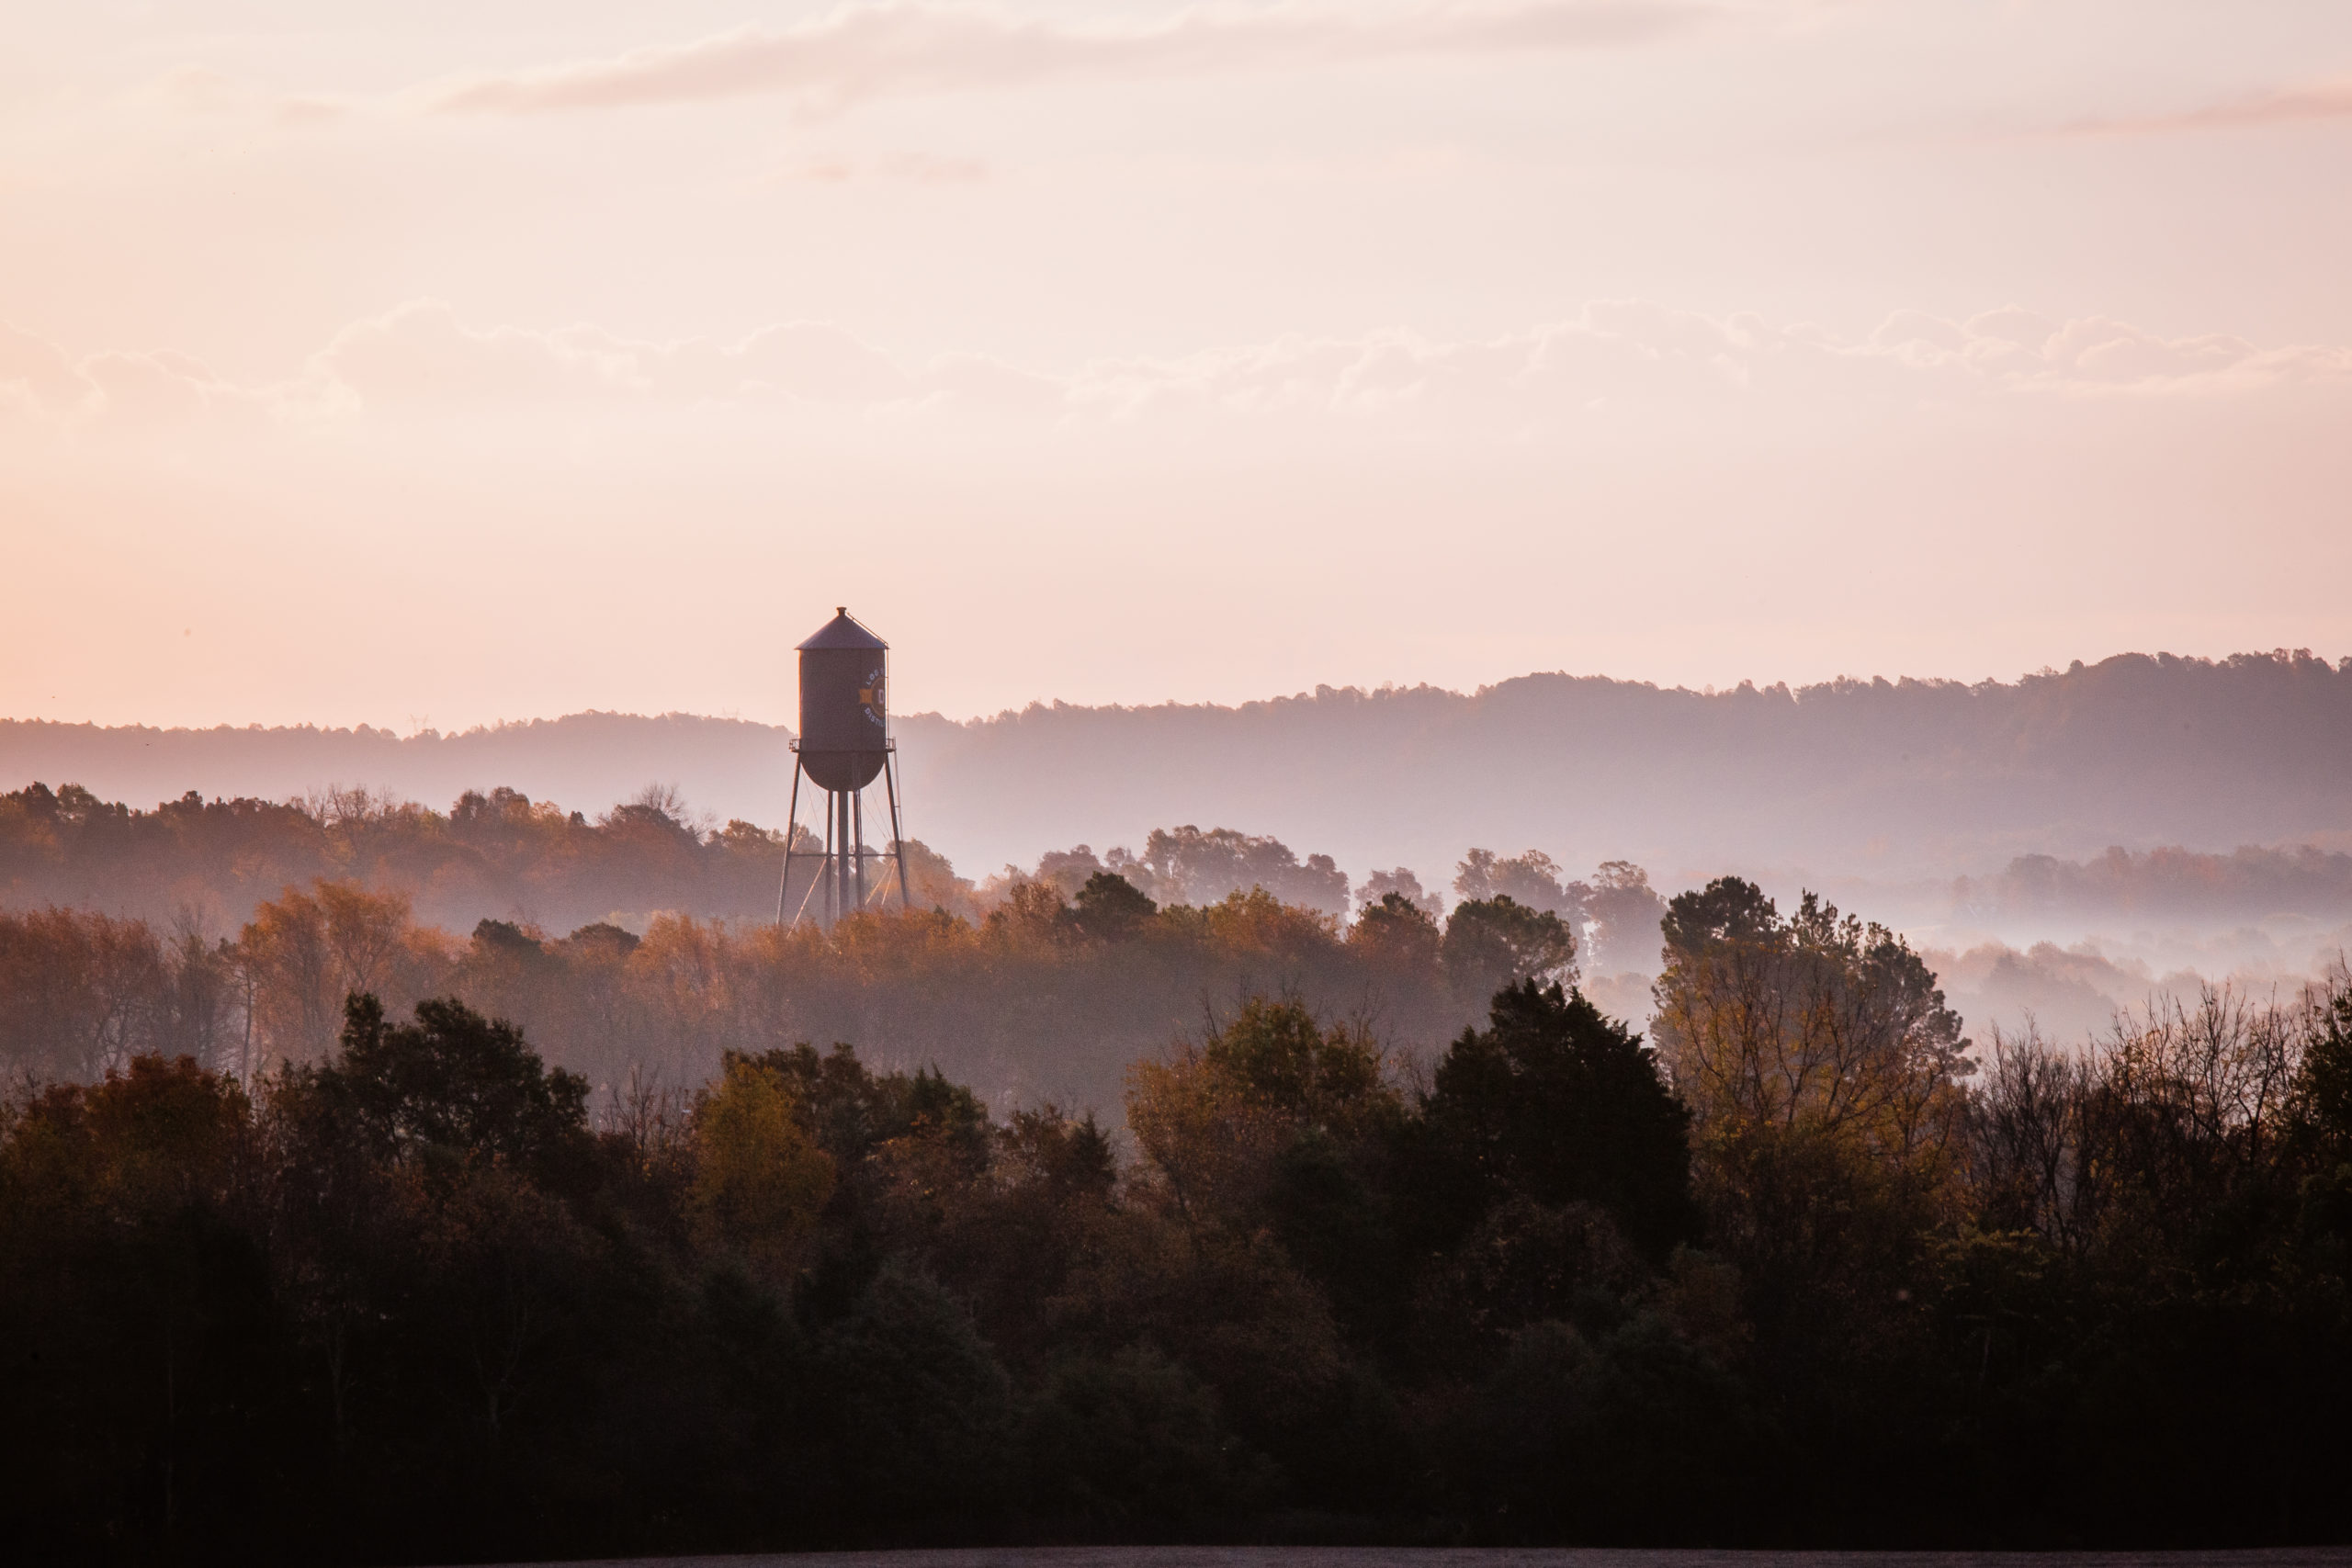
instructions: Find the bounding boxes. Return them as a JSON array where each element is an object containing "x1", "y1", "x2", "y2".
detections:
[
  {"x1": 5, "y1": 908, "x2": 2351, "y2": 1562},
  {"x1": 7, "y1": 778, "x2": 2352, "y2": 1562},
  {"x1": 0, "y1": 779, "x2": 1663, "y2": 1111}
]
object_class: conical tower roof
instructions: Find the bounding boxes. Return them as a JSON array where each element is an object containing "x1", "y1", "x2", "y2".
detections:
[{"x1": 797, "y1": 606, "x2": 888, "y2": 651}]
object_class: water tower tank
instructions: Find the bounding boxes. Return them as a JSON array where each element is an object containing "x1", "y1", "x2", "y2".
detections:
[{"x1": 797, "y1": 607, "x2": 888, "y2": 791}]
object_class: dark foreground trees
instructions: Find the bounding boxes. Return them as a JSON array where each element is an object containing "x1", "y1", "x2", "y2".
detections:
[{"x1": 6, "y1": 951, "x2": 2352, "y2": 1562}]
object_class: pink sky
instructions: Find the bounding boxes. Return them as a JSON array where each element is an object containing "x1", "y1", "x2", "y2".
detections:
[{"x1": 4, "y1": 1, "x2": 2350, "y2": 732}]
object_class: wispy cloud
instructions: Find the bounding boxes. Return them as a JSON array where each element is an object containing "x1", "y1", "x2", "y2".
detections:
[
  {"x1": 12, "y1": 301, "x2": 2346, "y2": 434},
  {"x1": 425, "y1": 0, "x2": 1705, "y2": 117},
  {"x1": 2070, "y1": 73, "x2": 2352, "y2": 136}
]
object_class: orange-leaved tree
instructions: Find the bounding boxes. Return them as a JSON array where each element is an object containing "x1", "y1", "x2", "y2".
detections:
[{"x1": 1651, "y1": 877, "x2": 1973, "y2": 1337}]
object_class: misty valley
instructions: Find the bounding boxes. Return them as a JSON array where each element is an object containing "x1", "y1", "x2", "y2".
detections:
[{"x1": 4, "y1": 770, "x2": 2352, "y2": 1562}]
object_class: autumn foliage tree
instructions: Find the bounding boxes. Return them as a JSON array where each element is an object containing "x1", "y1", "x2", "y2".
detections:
[
  {"x1": 692, "y1": 1054, "x2": 836, "y2": 1275},
  {"x1": 1650, "y1": 875, "x2": 1975, "y2": 1416}
]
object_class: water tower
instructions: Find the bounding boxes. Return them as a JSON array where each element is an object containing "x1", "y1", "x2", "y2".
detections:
[{"x1": 778, "y1": 607, "x2": 910, "y2": 926}]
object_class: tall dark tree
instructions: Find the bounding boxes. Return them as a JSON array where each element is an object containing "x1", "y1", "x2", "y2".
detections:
[
  {"x1": 314, "y1": 993, "x2": 592, "y2": 1178},
  {"x1": 1070, "y1": 870, "x2": 1158, "y2": 941},
  {"x1": 1420, "y1": 979, "x2": 1694, "y2": 1258},
  {"x1": 1441, "y1": 894, "x2": 1576, "y2": 1001}
]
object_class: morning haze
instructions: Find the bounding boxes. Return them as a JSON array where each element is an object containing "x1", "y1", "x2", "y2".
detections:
[
  {"x1": 8, "y1": 644, "x2": 2350, "y2": 1127},
  {"x1": 7, "y1": 1, "x2": 2352, "y2": 1562},
  {"x1": 16, "y1": 649, "x2": 2352, "y2": 886}
]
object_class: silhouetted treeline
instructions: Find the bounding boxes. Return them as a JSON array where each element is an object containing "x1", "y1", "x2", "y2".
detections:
[
  {"x1": 1958, "y1": 841, "x2": 2352, "y2": 922},
  {"x1": 0, "y1": 709, "x2": 792, "y2": 849},
  {"x1": 0, "y1": 779, "x2": 1457, "y2": 938},
  {"x1": 6, "y1": 874, "x2": 2352, "y2": 1562},
  {"x1": 0, "y1": 779, "x2": 821, "y2": 933}
]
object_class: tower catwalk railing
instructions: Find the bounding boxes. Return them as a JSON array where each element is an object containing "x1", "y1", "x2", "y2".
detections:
[{"x1": 777, "y1": 739, "x2": 912, "y2": 927}]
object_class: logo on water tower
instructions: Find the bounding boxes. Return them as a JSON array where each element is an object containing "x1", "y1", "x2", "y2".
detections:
[{"x1": 860, "y1": 666, "x2": 886, "y2": 728}]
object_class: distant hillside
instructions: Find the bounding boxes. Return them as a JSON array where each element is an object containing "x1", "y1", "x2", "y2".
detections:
[{"x1": 6, "y1": 650, "x2": 2349, "y2": 897}]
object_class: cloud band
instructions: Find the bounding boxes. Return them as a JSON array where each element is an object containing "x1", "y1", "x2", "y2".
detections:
[{"x1": 428, "y1": 0, "x2": 1704, "y2": 117}]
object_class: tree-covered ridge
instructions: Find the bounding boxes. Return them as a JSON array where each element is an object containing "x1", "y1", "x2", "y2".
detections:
[
  {"x1": 1958, "y1": 840, "x2": 2352, "y2": 921},
  {"x1": 6, "y1": 892, "x2": 2352, "y2": 1562},
  {"x1": 10, "y1": 648, "x2": 2352, "y2": 893}
]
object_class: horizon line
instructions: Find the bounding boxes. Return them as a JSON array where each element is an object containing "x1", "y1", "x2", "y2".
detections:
[{"x1": 5, "y1": 647, "x2": 2345, "y2": 740}]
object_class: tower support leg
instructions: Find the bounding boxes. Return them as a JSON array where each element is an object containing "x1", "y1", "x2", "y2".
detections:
[
  {"x1": 885, "y1": 750, "x2": 910, "y2": 911},
  {"x1": 777, "y1": 758, "x2": 805, "y2": 928}
]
